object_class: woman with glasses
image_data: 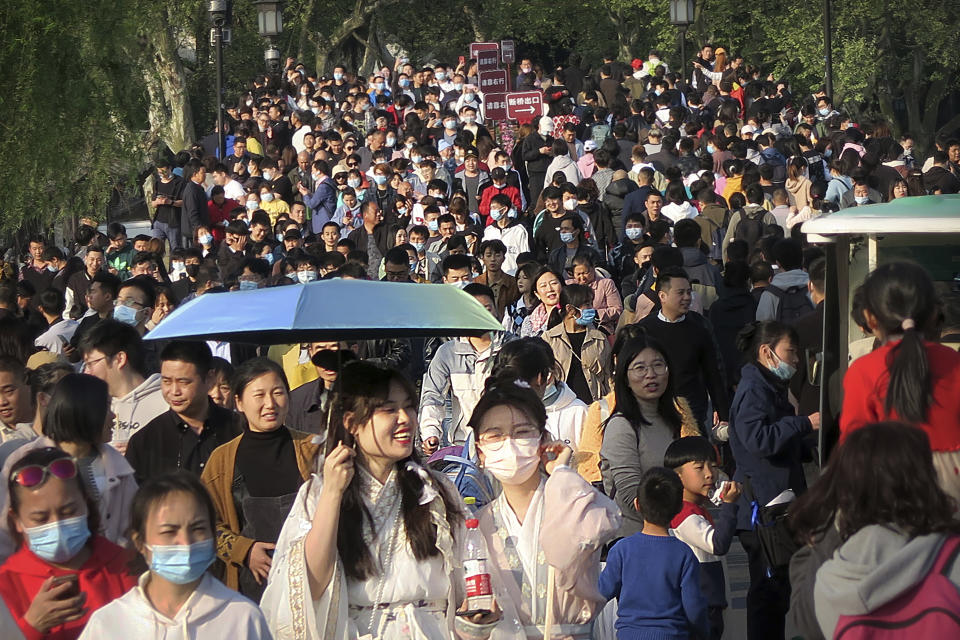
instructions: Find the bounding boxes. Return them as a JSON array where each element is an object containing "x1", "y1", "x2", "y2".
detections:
[
  {"x1": 0, "y1": 447, "x2": 136, "y2": 639},
  {"x1": 261, "y1": 362, "x2": 480, "y2": 639},
  {"x1": 467, "y1": 376, "x2": 620, "y2": 640},
  {"x1": 600, "y1": 333, "x2": 701, "y2": 537}
]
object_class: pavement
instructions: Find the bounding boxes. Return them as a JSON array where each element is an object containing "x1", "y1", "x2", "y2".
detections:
[{"x1": 722, "y1": 538, "x2": 749, "y2": 638}]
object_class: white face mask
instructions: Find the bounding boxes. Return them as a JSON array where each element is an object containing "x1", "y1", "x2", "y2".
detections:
[
  {"x1": 563, "y1": 198, "x2": 577, "y2": 211},
  {"x1": 479, "y1": 437, "x2": 541, "y2": 485}
]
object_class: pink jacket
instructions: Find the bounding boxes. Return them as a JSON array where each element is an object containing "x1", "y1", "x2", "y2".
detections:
[{"x1": 566, "y1": 277, "x2": 623, "y2": 333}]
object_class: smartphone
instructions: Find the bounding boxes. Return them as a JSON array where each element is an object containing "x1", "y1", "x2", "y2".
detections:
[
  {"x1": 458, "y1": 55, "x2": 465, "y2": 65},
  {"x1": 51, "y1": 574, "x2": 79, "y2": 599}
]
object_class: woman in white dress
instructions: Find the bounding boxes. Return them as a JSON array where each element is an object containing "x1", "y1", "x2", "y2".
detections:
[
  {"x1": 466, "y1": 375, "x2": 622, "y2": 640},
  {"x1": 262, "y1": 362, "x2": 497, "y2": 640}
]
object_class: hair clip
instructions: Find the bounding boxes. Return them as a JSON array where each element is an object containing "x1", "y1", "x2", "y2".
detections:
[
  {"x1": 513, "y1": 379, "x2": 531, "y2": 389},
  {"x1": 901, "y1": 318, "x2": 916, "y2": 331}
]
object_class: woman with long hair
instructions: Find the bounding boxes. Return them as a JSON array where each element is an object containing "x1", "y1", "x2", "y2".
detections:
[
  {"x1": 468, "y1": 377, "x2": 620, "y2": 639},
  {"x1": 788, "y1": 422, "x2": 960, "y2": 639},
  {"x1": 600, "y1": 332, "x2": 700, "y2": 537},
  {"x1": 261, "y1": 362, "x2": 479, "y2": 639},
  {"x1": 840, "y1": 261, "x2": 960, "y2": 500},
  {"x1": 519, "y1": 267, "x2": 565, "y2": 338}
]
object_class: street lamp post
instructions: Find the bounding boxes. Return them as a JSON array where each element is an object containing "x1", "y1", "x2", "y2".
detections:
[
  {"x1": 208, "y1": 0, "x2": 229, "y2": 160},
  {"x1": 254, "y1": 0, "x2": 284, "y2": 74},
  {"x1": 669, "y1": 0, "x2": 695, "y2": 84},
  {"x1": 824, "y1": 0, "x2": 834, "y2": 97}
]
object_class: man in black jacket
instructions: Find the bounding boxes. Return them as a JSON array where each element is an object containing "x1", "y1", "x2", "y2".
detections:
[
  {"x1": 348, "y1": 202, "x2": 390, "y2": 280},
  {"x1": 521, "y1": 117, "x2": 554, "y2": 209},
  {"x1": 181, "y1": 159, "x2": 210, "y2": 246},
  {"x1": 126, "y1": 341, "x2": 241, "y2": 484}
]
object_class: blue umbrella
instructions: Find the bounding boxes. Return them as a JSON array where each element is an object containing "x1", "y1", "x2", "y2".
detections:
[{"x1": 144, "y1": 279, "x2": 502, "y2": 343}]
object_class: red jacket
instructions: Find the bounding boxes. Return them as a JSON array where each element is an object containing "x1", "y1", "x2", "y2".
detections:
[
  {"x1": 0, "y1": 536, "x2": 136, "y2": 640},
  {"x1": 207, "y1": 198, "x2": 239, "y2": 242},
  {"x1": 478, "y1": 183, "x2": 522, "y2": 222},
  {"x1": 840, "y1": 340, "x2": 960, "y2": 451}
]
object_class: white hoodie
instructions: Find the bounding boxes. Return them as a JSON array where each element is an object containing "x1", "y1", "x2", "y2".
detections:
[
  {"x1": 79, "y1": 572, "x2": 272, "y2": 640},
  {"x1": 111, "y1": 373, "x2": 169, "y2": 447},
  {"x1": 544, "y1": 383, "x2": 589, "y2": 450}
]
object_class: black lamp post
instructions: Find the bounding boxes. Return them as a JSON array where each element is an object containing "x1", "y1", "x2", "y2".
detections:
[
  {"x1": 208, "y1": 0, "x2": 229, "y2": 160},
  {"x1": 669, "y1": 0, "x2": 695, "y2": 84},
  {"x1": 254, "y1": 0, "x2": 283, "y2": 74}
]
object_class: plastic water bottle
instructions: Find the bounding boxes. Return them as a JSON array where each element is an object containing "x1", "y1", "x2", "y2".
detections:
[
  {"x1": 463, "y1": 518, "x2": 494, "y2": 615},
  {"x1": 464, "y1": 496, "x2": 478, "y2": 513}
]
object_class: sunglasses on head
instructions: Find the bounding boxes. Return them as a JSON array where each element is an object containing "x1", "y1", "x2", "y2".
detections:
[{"x1": 13, "y1": 457, "x2": 78, "y2": 488}]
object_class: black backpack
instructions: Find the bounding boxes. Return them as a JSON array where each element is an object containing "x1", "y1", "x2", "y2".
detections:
[
  {"x1": 734, "y1": 208, "x2": 773, "y2": 252},
  {"x1": 767, "y1": 284, "x2": 815, "y2": 325}
]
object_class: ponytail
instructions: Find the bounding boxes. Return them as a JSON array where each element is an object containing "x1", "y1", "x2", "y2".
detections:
[
  {"x1": 857, "y1": 262, "x2": 937, "y2": 424},
  {"x1": 885, "y1": 320, "x2": 931, "y2": 424}
]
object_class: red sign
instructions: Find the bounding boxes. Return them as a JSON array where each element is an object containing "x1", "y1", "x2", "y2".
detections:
[
  {"x1": 506, "y1": 91, "x2": 543, "y2": 123},
  {"x1": 469, "y1": 42, "x2": 498, "y2": 60},
  {"x1": 483, "y1": 92, "x2": 507, "y2": 122},
  {"x1": 500, "y1": 40, "x2": 515, "y2": 64},
  {"x1": 476, "y1": 49, "x2": 500, "y2": 71},
  {"x1": 478, "y1": 70, "x2": 507, "y2": 94}
]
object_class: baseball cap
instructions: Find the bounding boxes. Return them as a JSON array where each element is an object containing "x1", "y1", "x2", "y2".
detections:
[
  {"x1": 630, "y1": 58, "x2": 644, "y2": 70},
  {"x1": 584, "y1": 140, "x2": 598, "y2": 152},
  {"x1": 740, "y1": 124, "x2": 757, "y2": 136}
]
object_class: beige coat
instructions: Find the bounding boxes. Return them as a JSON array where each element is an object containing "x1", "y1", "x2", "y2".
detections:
[{"x1": 543, "y1": 323, "x2": 612, "y2": 402}]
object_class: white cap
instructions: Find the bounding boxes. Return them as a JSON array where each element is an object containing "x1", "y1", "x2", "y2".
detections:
[
  {"x1": 741, "y1": 124, "x2": 757, "y2": 135},
  {"x1": 538, "y1": 116, "x2": 555, "y2": 132}
]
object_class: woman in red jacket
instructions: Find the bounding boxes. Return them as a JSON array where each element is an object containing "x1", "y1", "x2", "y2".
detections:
[
  {"x1": 840, "y1": 261, "x2": 960, "y2": 500},
  {"x1": 0, "y1": 447, "x2": 136, "y2": 640}
]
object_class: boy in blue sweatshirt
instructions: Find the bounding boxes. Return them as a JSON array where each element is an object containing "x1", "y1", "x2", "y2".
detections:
[
  {"x1": 599, "y1": 467, "x2": 710, "y2": 640},
  {"x1": 664, "y1": 436, "x2": 741, "y2": 640}
]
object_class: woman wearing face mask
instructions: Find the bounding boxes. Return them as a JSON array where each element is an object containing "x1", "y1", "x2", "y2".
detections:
[
  {"x1": 145, "y1": 285, "x2": 177, "y2": 331},
  {"x1": 728, "y1": 321, "x2": 819, "y2": 640},
  {"x1": 468, "y1": 377, "x2": 621, "y2": 640},
  {"x1": 519, "y1": 267, "x2": 565, "y2": 338},
  {"x1": 257, "y1": 184, "x2": 290, "y2": 225},
  {"x1": 200, "y1": 358, "x2": 321, "y2": 602},
  {"x1": 194, "y1": 225, "x2": 217, "y2": 259},
  {"x1": 599, "y1": 333, "x2": 701, "y2": 538},
  {"x1": 261, "y1": 362, "x2": 486, "y2": 639},
  {"x1": 492, "y1": 337, "x2": 589, "y2": 452},
  {"x1": 0, "y1": 447, "x2": 136, "y2": 639},
  {"x1": 542, "y1": 285, "x2": 612, "y2": 407},
  {"x1": 79, "y1": 472, "x2": 271, "y2": 639}
]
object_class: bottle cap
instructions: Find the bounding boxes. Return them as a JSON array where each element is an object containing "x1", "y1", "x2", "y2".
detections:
[
  {"x1": 464, "y1": 497, "x2": 476, "y2": 505},
  {"x1": 465, "y1": 518, "x2": 479, "y2": 528}
]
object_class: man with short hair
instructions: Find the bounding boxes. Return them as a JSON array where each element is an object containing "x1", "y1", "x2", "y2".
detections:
[
  {"x1": 347, "y1": 201, "x2": 389, "y2": 280},
  {"x1": 756, "y1": 238, "x2": 813, "y2": 322},
  {"x1": 114, "y1": 278, "x2": 156, "y2": 337},
  {"x1": 383, "y1": 247, "x2": 415, "y2": 283},
  {"x1": 181, "y1": 159, "x2": 210, "y2": 244},
  {"x1": 636, "y1": 267, "x2": 729, "y2": 429},
  {"x1": 80, "y1": 319, "x2": 168, "y2": 452},
  {"x1": 19, "y1": 236, "x2": 50, "y2": 293},
  {"x1": 34, "y1": 289, "x2": 78, "y2": 355},
  {"x1": 0, "y1": 357, "x2": 36, "y2": 442},
  {"x1": 125, "y1": 341, "x2": 241, "y2": 484},
  {"x1": 286, "y1": 342, "x2": 353, "y2": 436},
  {"x1": 300, "y1": 159, "x2": 337, "y2": 232},
  {"x1": 151, "y1": 158, "x2": 185, "y2": 250},
  {"x1": 68, "y1": 271, "x2": 121, "y2": 360},
  {"x1": 65, "y1": 245, "x2": 105, "y2": 319},
  {"x1": 474, "y1": 240, "x2": 519, "y2": 320}
]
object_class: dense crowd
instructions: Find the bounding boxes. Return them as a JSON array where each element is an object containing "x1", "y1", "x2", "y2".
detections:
[{"x1": 0, "y1": 44, "x2": 959, "y2": 640}]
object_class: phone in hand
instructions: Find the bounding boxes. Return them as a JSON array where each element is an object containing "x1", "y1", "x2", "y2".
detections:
[
  {"x1": 51, "y1": 574, "x2": 80, "y2": 599},
  {"x1": 458, "y1": 55, "x2": 465, "y2": 65}
]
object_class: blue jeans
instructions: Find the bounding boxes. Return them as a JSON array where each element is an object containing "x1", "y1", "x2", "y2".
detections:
[{"x1": 152, "y1": 221, "x2": 182, "y2": 250}]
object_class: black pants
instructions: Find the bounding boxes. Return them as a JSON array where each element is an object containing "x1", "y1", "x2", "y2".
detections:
[
  {"x1": 738, "y1": 530, "x2": 791, "y2": 640},
  {"x1": 708, "y1": 605, "x2": 724, "y2": 640}
]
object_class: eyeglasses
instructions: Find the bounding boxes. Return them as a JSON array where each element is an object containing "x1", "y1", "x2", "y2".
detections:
[
  {"x1": 477, "y1": 428, "x2": 541, "y2": 450},
  {"x1": 84, "y1": 355, "x2": 108, "y2": 368},
  {"x1": 627, "y1": 362, "x2": 669, "y2": 377},
  {"x1": 346, "y1": 162, "x2": 358, "y2": 167},
  {"x1": 13, "y1": 457, "x2": 78, "y2": 488}
]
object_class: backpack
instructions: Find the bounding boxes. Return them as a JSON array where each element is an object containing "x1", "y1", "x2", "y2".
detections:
[
  {"x1": 426, "y1": 431, "x2": 495, "y2": 511},
  {"x1": 734, "y1": 207, "x2": 775, "y2": 252},
  {"x1": 766, "y1": 284, "x2": 815, "y2": 325},
  {"x1": 697, "y1": 211, "x2": 729, "y2": 262},
  {"x1": 834, "y1": 536, "x2": 960, "y2": 639}
]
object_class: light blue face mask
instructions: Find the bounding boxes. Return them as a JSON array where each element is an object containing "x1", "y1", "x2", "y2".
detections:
[
  {"x1": 261, "y1": 193, "x2": 274, "y2": 203},
  {"x1": 276, "y1": 233, "x2": 284, "y2": 242},
  {"x1": 25, "y1": 515, "x2": 91, "y2": 564},
  {"x1": 373, "y1": 175, "x2": 388, "y2": 186},
  {"x1": 263, "y1": 252, "x2": 275, "y2": 265},
  {"x1": 768, "y1": 352, "x2": 797, "y2": 381},
  {"x1": 542, "y1": 382, "x2": 561, "y2": 405},
  {"x1": 297, "y1": 270, "x2": 318, "y2": 284},
  {"x1": 507, "y1": 207, "x2": 518, "y2": 218},
  {"x1": 411, "y1": 241, "x2": 425, "y2": 252},
  {"x1": 625, "y1": 227, "x2": 643, "y2": 240},
  {"x1": 706, "y1": 144, "x2": 716, "y2": 154},
  {"x1": 575, "y1": 308, "x2": 597, "y2": 326},
  {"x1": 490, "y1": 208, "x2": 504, "y2": 221},
  {"x1": 855, "y1": 196, "x2": 870, "y2": 205},
  {"x1": 447, "y1": 280, "x2": 470, "y2": 289},
  {"x1": 246, "y1": 201, "x2": 258, "y2": 211},
  {"x1": 238, "y1": 280, "x2": 258, "y2": 291},
  {"x1": 199, "y1": 234, "x2": 214, "y2": 245},
  {"x1": 113, "y1": 304, "x2": 140, "y2": 326},
  {"x1": 147, "y1": 538, "x2": 216, "y2": 585},
  {"x1": 410, "y1": 155, "x2": 423, "y2": 165},
  {"x1": 559, "y1": 231, "x2": 575, "y2": 244},
  {"x1": 427, "y1": 220, "x2": 439, "y2": 232}
]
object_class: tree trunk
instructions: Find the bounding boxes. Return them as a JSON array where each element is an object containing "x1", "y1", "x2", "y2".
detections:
[
  {"x1": 297, "y1": 0, "x2": 317, "y2": 61},
  {"x1": 310, "y1": 0, "x2": 404, "y2": 75},
  {"x1": 463, "y1": 2, "x2": 486, "y2": 43},
  {"x1": 143, "y1": 8, "x2": 195, "y2": 152}
]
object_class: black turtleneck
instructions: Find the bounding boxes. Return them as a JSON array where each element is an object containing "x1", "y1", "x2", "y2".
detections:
[{"x1": 236, "y1": 425, "x2": 301, "y2": 497}]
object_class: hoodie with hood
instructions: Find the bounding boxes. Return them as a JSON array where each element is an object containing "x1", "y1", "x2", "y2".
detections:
[
  {"x1": 811, "y1": 526, "x2": 960, "y2": 639},
  {"x1": 111, "y1": 373, "x2": 169, "y2": 447},
  {"x1": 661, "y1": 200, "x2": 698, "y2": 223},
  {"x1": 756, "y1": 268, "x2": 810, "y2": 322},
  {"x1": 79, "y1": 572, "x2": 272, "y2": 640},
  {"x1": 544, "y1": 154, "x2": 582, "y2": 186},
  {"x1": 544, "y1": 381, "x2": 589, "y2": 451}
]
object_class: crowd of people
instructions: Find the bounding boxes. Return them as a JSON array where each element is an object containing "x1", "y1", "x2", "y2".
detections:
[{"x1": 0, "y1": 43, "x2": 959, "y2": 640}]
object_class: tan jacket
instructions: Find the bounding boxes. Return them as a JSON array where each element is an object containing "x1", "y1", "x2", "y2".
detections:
[
  {"x1": 201, "y1": 428, "x2": 321, "y2": 590},
  {"x1": 543, "y1": 323, "x2": 612, "y2": 402}
]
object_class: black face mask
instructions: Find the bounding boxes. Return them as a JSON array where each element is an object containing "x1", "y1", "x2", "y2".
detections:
[
  {"x1": 311, "y1": 348, "x2": 357, "y2": 370},
  {"x1": 185, "y1": 264, "x2": 200, "y2": 278}
]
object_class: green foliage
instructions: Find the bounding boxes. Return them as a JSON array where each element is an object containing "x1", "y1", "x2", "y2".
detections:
[{"x1": 0, "y1": 0, "x2": 148, "y2": 233}]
